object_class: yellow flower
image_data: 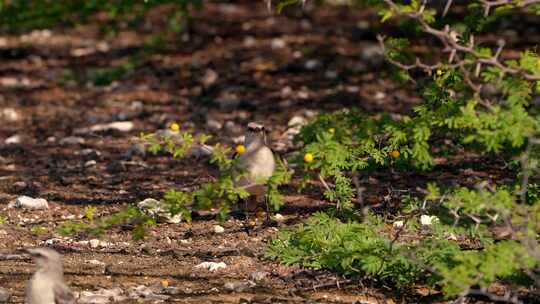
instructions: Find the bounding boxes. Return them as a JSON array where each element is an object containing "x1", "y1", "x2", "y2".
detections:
[
  {"x1": 304, "y1": 153, "x2": 314, "y2": 163},
  {"x1": 390, "y1": 150, "x2": 400, "y2": 158},
  {"x1": 170, "y1": 123, "x2": 180, "y2": 132},
  {"x1": 235, "y1": 144, "x2": 246, "y2": 155},
  {"x1": 329, "y1": 128, "x2": 335, "y2": 134},
  {"x1": 436, "y1": 69, "x2": 443, "y2": 76}
]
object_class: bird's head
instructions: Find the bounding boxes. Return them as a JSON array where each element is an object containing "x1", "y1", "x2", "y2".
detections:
[
  {"x1": 24, "y1": 247, "x2": 63, "y2": 270},
  {"x1": 244, "y1": 122, "x2": 267, "y2": 148}
]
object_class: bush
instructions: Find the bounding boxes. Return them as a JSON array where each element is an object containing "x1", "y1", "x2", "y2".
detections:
[{"x1": 268, "y1": 0, "x2": 540, "y2": 301}]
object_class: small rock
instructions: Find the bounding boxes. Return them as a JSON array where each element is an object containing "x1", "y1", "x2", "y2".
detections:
[
  {"x1": 81, "y1": 149, "x2": 101, "y2": 160},
  {"x1": 287, "y1": 116, "x2": 307, "y2": 128},
  {"x1": 8, "y1": 196, "x2": 48, "y2": 210},
  {"x1": 213, "y1": 225, "x2": 225, "y2": 234},
  {"x1": 137, "y1": 198, "x2": 183, "y2": 224},
  {"x1": 201, "y1": 69, "x2": 218, "y2": 88},
  {"x1": 249, "y1": 271, "x2": 269, "y2": 282},
  {"x1": 273, "y1": 213, "x2": 285, "y2": 222},
  {"x1": 224, "y1": 281, "x2": 255, "y2": 293},
  {"x1": 86, "y1": 259, "x2": 105, "y2": 266},
  {"x1": 84, "y1": 160, "x2": 97, "y2": 167},
  {"x1": 393, "y1": 221, "x2": 404, "y2": 229},
  {"x1": 89, "y1": 239, "x2": 100, "y2": 248},
  {"x1": 360, "y1": 44, "x2": 384, "y2": 66},
  {"x1": 12, "y1": 181, "x2": 27, "y2": 192},
  {"x1": 1, "y1": 108, "x2": 20, "y2": 122},
  {"x1": 420, "y1": 215, "x2": 439, "y2": 226},
  {"x1": 77, "y1": 292, "x2": 110, "y2": 304},
  {"x1": 162, "y1": 287, "x2": 182, "y2": 295},
  {"x1": 304, "y1": 59, "x2": 321, "y2": 70},
  {"x1": 297, "y1": 90, "x2": 309, "y2": 99},
  {"x1": 195, "y1": 261, "x2": 227, "y2": 272},
  {"x1": 0, "y1": 287, "x2": 11, "y2": 302},
  {"x1": 76, "y1": 121, "x2": 134, "y2": 134},
  {"x1": 206, "y1": 119, "x2": 222, "y2": 131},
  {"x1": 281, "y1": 86, "x2": 293, "y2": 97},
  {"x1": 324, "y1": 70, "x2": 338, "y2": 79},
  {"x1": 271, "y1": 38, "x2": 286, "y2": 49},
  {"x1": 186, "y1": 144, "x2": 214, "y2": 158},
  {"x1": 5, "y1": 134, "x2": 22, "y2": 145},
  {"x1": 59, "y1": 136, "x2": 85, "y2": 145},
  {"x1": 224, "y1": 121, "x2": 242, "y2": 135},
  {"x1": 374, "y1": 91, "x2": 386, "y2": 100},
  {"x1": 125, "y1": 143, "x2": 146, "y2": 159},
  {"x1": 243, "y1": 36, "x2": 256, "y2": 47}
]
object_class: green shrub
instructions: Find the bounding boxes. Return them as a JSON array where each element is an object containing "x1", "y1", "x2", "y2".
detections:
[{"x1": 268, "y1": 0, "x2": 540, "y2": 301}]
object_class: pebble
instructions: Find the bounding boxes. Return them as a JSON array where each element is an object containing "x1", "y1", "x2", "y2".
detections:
[
  {"x1": 5, "y1": 134, "x2": 22, "y2": 145},
  {"x1": 137, "y1": 198, "x2": 183, "y2": 224},
  {"x1": 249, "y1": 271, "x2": 269, "y2": 282},
  {"x1": 201, "y1": 69, "x2": 218, "y2": 87},
  {"x1": 195, "y1": 261, "x2": 227, "y2": 272},
  {"x1": 84, "y1": 160, "x2": 97, "y2": 167},
  {"x1": 271, "y1": 38, "x2": 286, "y2": 49},
  {"x1": 393, "y1": 221, "x2": 404, "y2": 229},
  {"x1": 81, "y1": 149, "x2": 101, "y2": 160},
  {"x1": 213, "y1": 225, "x2": 225, "y2": 234},
  {"x1": 59, "y1": 136, "x2": 85, "y2": 145},
  {"x1": 374, "y1": 91, "x2": 386, "y2": 100},
  {"x1": 224, "y1": 121, "x2": 242, "y2": 134},
  {"x1": 360, "y1": 44, "x2": 384, "y2": 66},
  {"x1": 89, "y1": 239, "x2": 100, "y2": 248},
  {"x1": 287, "y1": 116, "x2": 307, "y2": 128},
  {"x1": 304, "y1": 59, "x2": 321, "y2": 70},
  {"x1": 224, "y1": 281, "x2": 255, "y2": 293},
  {"x1": 273, "y1": 213, "x2": 285, "y2": 222},
  {"x1": 8, "y1": 196, "x2": 49, "y2": 210},
  {"x1": 1, "y1": 108, "x2": 20, "y2": 122},
  {"x1": 206, "y1": 119, "x2": 222, "y2": 131},
  {"x1": 420, "y1": 215, "x2": 439, "y2": 226},
  {"x1": 75, "y1": 121, "x2": 134, "y2": 134}
]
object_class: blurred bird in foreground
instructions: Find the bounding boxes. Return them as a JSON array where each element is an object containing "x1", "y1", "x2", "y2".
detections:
[
  {"x1": 25, "y1": 248, "x2": 75, "y2": 304},
  {"x1": 233, "y1": 122, "x2": 276, "y2": 219}
]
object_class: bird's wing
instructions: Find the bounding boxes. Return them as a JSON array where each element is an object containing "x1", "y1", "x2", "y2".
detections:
[{"x1": 54, "y1": 283, "x2": 76, "y2": 304}]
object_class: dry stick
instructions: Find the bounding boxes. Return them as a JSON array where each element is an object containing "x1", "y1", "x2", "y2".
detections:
[
  {"x1": 480, "y1": 0, "x2": 540, "y2": 16},
  {"x1": 318, "y1": 173, "x2": 340, "y2": 210},
  {"x1": 382, "y1": 0, "x2": 540, "y2": 81},
  {"x1": 442, "y1": 0, "x2": 454, "y2": 17}
]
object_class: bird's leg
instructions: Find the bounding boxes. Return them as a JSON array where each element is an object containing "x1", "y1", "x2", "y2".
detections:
[{"x1": 244, "y1": 198, "x2": 249, "y2": 222}]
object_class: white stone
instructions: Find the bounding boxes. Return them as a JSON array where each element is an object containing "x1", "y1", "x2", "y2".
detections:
[
  {"x1": 393, "y1": 220, "x2": 404, "y2": 229},
  {"x1": 213, "y1": 225, "x2": 225, "y2": 234},
  {"x1": 195, "y1": 261, "x2": 227, "y2": 272},
  {"x1": 9, "y1": 196, "x2": 48, "y2": 210},
  {"x1": 420, "y1": 215, "x2": 439, "y2": 226},
  {"x1": 5, "y1": 134, "x2": 22, "y2": 145},
  {"x1": 271, "y1": 38, "x2": 286, "y2": 49},
  {"x1": 76, "y1": 121, "x2": 134, "y2": 134},
  {"x1": 274, "y1": 213, "x2": 285, "y2": 222},
  {"x1": 287, "y1": 116, "x2": 307, "y2": 128},
  {"x1": 89, "y1": 239, "x2": 100, "y2": 248}
]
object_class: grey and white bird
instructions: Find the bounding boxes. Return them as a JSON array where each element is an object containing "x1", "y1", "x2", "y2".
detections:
[
  {"x1": 25, "y1": 248, "x2": 75, "y2": 304},
  {"x1": 233, "y1": 122, "x2": 276, "y2": 214}
]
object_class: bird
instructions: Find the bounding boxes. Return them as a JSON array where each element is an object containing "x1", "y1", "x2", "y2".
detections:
[
  {"x1": 25, "y1": 247, "x2": 76, "y2": 304},
  {"x1": 233, "y1": 122, "x2": 276, "y2": 218}
]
